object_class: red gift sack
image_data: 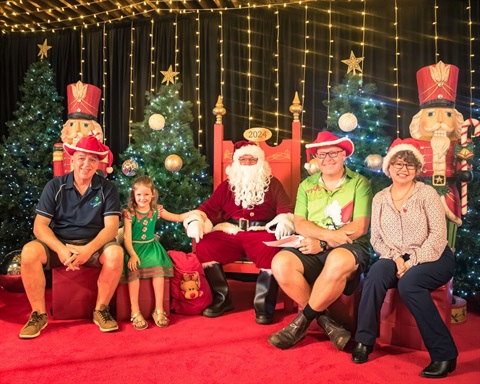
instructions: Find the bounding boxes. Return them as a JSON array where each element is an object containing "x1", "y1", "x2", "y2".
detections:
[{"x1": 167, "y1": 250, "x2": 212, "y2": 315}]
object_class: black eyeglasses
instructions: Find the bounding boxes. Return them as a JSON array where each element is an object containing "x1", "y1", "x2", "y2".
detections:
[
  {"x1": 391, "y1": 162, "x2": 416, "y2": 170},
  {"x1": 315, "y1": 150, "x2": 345, "y2": 160}
]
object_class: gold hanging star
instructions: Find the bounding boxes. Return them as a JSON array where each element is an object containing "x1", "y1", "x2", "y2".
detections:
[
  {"x1": 37, "y1": 39, "x2": 52, "y2": 60},
  {"x1": 341, "y1": 50, "x2": 364, "y2": 75},
  {"x1": 160, "y1": 65, "x2": 180, "y2": 85}
]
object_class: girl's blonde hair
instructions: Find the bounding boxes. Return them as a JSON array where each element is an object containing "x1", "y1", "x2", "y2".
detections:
[{"x1": 127, "y1": 175, "x2": 159, "y2": 213}]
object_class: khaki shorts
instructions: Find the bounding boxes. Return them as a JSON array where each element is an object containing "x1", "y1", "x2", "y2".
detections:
[{"x1": 34, "y1": 238, "x2": 120, "y2": 270}]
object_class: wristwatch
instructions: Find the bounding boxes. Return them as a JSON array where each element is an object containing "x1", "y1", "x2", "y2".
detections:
[{"x1": 320, "y1": 240, "x2": 327, "y2": 251}]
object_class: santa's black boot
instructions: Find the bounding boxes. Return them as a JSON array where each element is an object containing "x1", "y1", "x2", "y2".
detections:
[
  {"x1": 254, "y1": 269, "x2": 279, "y2": 325},
  {"x1": 203, "y1": 263, "x2": 234, "y2": 318}
]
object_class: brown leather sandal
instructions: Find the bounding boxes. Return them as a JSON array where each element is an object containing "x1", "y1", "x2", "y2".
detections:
[
  {"x1": 131, "y1": 312, "x2": 148, "y2": 330},
  {"x1": 152, "y1": 309, "x2": 169, "y2": 328}
]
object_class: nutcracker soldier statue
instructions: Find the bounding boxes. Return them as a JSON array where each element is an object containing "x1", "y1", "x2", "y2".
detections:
[
  {"x1": 54, "y1": 81, "x2": 112, "y2": 177},
  {"x1": 409, "y1": 61, "x2": 477, "y2": 248}
]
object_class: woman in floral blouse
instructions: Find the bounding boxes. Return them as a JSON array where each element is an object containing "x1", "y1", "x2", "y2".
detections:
[{"x1": 352, "y1": 139, "x2": 458, "y2": 379}]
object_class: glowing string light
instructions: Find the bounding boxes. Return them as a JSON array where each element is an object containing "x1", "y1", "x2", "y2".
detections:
[
  {"x1": 219, "y1": 11, "x2": 224, "y2": 98},
  {"x1": 196, "y1": 12, "x2": 202, "y2": 148},
  {"x1": 247, "y1": 8, "x2": 252, "y2": 127},
  {"x1": 129, "y1": 20, "x2": 135, "y2": 141},
  {"x1": 467, "y1": 0, "x2": 476, "y2": 117},
  {"x1": 80, "y1": 28, "x2": 84, "y2": 80},
  {"x1": 326, "y1": 1, "x2": 333, "y2": 128},
  {"x1": 274, "y1": 9, "x2": 280, "y2": 145},
  {"x1": 102, "y1": 23, "x2": 107, "y2": 135},
  {"x1": 434, "y1": 0, "x2": 439, "y2": 61},
  {"x1": 300, "y1": 4, "x2": 308, "y2": 142},
  {"x1": 150, "y1": 19, "x2": 155, "y2": 92},
  {"x1": 394, "y1": 0, "x2": 400, "y2": 138}
]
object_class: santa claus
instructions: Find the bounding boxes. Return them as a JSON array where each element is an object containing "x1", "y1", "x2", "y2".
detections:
[
  {"x1": 409, "y1": 61, "x2": 472, "y2": 247},
  {"x1": 183, "y1": 141, "x2": 294, "y2": 324}
]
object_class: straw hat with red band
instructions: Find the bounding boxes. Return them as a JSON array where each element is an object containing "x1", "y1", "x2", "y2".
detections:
[
  {"x1": 305, "y1": 131, "x2": 354, "y2": 160},
  {"x1": 382, "y1": 138, "x2": 425, "y2": 177},
  {"x1": 232, "y1": 140, "x2": 265, "y2": 162},
  {"x1": 64, "y1": 135, "x2": 110, "y2": 160}
]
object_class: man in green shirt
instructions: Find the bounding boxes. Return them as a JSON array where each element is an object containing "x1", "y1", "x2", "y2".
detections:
[{"x1": 268, "y1": 131, "x2": 372, "y2": 351}]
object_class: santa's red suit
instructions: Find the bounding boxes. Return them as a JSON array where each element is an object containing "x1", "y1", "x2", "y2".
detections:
[
  {"x1": 184, "y1": 140, "x2": 294, "y2": 324},
  {"x1": 196, "y1": 176, "x2": 293, "y2": 268}
]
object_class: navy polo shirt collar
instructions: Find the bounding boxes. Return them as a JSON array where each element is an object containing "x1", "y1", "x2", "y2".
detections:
[{"x1": 65, "y1": 172, "x2": 102, "y2": 190}]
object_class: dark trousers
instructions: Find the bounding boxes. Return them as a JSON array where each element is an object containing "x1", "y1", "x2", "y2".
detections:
[{"x1": 355, "y1": 246, "x2": 458, "y2": 361}]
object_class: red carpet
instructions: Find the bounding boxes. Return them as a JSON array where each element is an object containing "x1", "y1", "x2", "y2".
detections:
[{"x1": 0, "y1": 280, "x2": 479, "y2": 384}]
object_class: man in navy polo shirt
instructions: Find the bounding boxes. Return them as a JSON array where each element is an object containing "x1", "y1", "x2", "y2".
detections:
[{"x1": 19, "y1": 136, "x2": 123, "y2": 339}]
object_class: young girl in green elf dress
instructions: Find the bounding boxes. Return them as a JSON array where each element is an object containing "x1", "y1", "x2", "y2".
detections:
[{"x1": 122, "y1": 175, "x2": 201, "y2": 330}]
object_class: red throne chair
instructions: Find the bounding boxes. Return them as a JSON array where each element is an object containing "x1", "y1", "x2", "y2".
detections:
[
  {"x1": 379, "y1": 279, "x2": 453, "y2": 350},
  {"x1": 204, "y1": 94, "x2": 302, "y2": 312}
]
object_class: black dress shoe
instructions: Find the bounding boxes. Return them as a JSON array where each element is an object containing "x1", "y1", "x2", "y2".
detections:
[
  {"x1": 256, "y1": 314, "x2": 273, "y2": 325},
  {"x1": 268, "y1": 311, "x2": 312, "y2": 350},
  {"x1": 352, "y1": 342, "x2": 374, "y2": 364},
  {"x1": 317, "y1": 314, "x2": 351, "y2": 351},
  {"x1": 420, "y1": 359, "x2": 457, "y2": 378}
]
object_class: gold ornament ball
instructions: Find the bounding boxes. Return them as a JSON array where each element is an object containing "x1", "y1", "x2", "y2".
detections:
[
  {"x1": 304, "y1": 159, "x2": 320, "y2": 175},
  {"x1": 338, "y1": 113, "x2": 358, "y2": 132},
  {"x1": 149, "y1": 114, "x2": 165, "y2": 130},
  {"x1": 365, "y1": 154, "x2": 383, "y2": 171},
  {"x1": 165, "y1": 154, "x2": 183, "y2": 172}
]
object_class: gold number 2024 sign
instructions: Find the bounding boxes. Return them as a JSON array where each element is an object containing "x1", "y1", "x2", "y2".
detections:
[{"x1": 243, "y1": 127, "x2": 272, "y2": 143}]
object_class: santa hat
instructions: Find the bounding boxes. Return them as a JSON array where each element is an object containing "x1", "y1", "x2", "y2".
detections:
[
  {"x1": 305, "y1": 131, "x2": 354, "y2": 160},
  {"x1": 232, "y1": 140, "x2": 265, "y2": 162},
  {"x1": 416, "y1": 61, "x2": 458, "y2": 109},
  {"x1": 382, "y1": 138, "x2": 425, "y2": 177},
  {"x1": 63, "y1": 135, "x2": 109, "y2": 160},
  {"x1": 66, "y1": 81, "x2": 102, "y2": 120}
]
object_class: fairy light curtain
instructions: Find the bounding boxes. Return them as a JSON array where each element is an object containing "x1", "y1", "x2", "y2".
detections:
[{"x1": 0, "y1": 1, "x2": 477, "y2": 162}]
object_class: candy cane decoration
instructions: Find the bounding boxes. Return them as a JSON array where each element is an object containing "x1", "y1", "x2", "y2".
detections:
[{"x1": 460, "y1": 118, "x2": 480, "y2": 214}]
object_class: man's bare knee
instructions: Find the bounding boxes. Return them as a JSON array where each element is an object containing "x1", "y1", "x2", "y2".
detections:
[
  {"x1": 272, "y1": 250, "x2": 300, "y2": 282},
  {"x1": 21, "y1": 241, "x2": 46, "y2": 265},
  {"x1": 100, "y1": 245, "x2": 123, "y2": 270}
]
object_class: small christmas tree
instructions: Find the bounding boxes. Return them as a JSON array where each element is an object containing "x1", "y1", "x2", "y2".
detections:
[
  {"x1": 322, "y1": 73, "x2": 391, "y2": 194},
  {"x1": 115, "y1": 81, "x2": 212, "y2": 252},
  {"x1": 0, "y1": 60, "x2": 63, "y2": 257}
]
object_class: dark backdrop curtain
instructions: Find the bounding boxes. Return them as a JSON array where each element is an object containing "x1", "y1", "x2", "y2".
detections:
[{"x1": 0, "y1": 0, "x2": 478, "y2": 173}]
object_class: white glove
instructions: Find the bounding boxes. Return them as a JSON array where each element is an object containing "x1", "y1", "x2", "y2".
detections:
[
  {"x1": 186, "y1": 220, "x2": 204, "y2": 243},
  {"x1": 274, "y1": 220, "x2": 294, "y2": 240}
]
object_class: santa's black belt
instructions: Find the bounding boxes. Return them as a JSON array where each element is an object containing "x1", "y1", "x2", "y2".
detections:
[{"x1": 227, "y1": 218, "x2": 268, "y2": 230}]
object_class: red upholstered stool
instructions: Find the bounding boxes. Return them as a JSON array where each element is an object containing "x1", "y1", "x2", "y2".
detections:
[
  {"x1": 115, "y1": 278, "x2": 170, "y2": 321},
  {"x1": 325, "y1": 278, "x2": 363, "y2": 333},
  {"x1": 51, "y1": 267, "x2": 101, "y2": 320},
  {"x1": 379, "y1": 279, "x2": 453, "y2": 350}
]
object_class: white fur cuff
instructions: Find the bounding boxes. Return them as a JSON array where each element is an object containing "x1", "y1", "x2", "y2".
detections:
[{"x1": 265, "y1": 213, "x2": 294, "y2": 233}]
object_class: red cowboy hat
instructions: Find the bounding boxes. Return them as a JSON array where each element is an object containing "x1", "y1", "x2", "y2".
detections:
[
  {"x1": 63, "y1": 136, "x2": 109, "y2": 160},
  {"x1": 305, "y1": 131, "x2": 354, "y2": 159}
]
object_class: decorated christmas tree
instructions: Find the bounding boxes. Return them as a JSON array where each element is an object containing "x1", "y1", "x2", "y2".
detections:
[
  {"x1": 0, "y1": 59, "x2": 63, "y2": 258},
  {"x1": 454, "y1": 140, "x2": 480, "y2": 299},
  {"x1": 115, "y1": 80, "x2": 211, "y2": 252},
  {"x1": 321, "y1": 73, "x2": 391, "y2": 194}
]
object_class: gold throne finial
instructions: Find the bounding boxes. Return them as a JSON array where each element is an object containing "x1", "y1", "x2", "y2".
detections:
[
  {"x1": 289, "y1": 92, "x2": 303, "y2": 122},
  {"x1": 212, "y1": 95, "x2": 227, "y2": 124}
]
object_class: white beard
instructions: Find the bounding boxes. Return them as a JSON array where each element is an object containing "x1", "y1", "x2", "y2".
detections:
[
  {"x1": 430, "y1": 130, "x2": 451, "y2": 158},
  {"x1": 226, "y1": 160, "x2": 272, "y2": 209}
]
